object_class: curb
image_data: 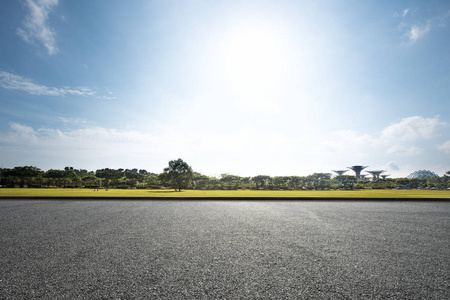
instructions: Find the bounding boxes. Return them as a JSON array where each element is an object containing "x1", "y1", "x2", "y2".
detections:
[{"x1": 0, "y1": 196, "x2": 449, "y2": 201}]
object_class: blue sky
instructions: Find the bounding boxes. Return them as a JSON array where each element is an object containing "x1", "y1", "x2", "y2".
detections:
[{"x1": 1, "y1": 0, "x2": 449, "y2": 177}]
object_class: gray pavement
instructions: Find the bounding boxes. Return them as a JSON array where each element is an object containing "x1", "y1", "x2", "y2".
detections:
[{"x1": 1, "y1": 200, "x2": 449, "y2": 299}]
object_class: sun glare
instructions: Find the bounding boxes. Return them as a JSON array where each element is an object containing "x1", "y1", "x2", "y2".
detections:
[
  {"x1": 217, "y1": 22, "x2": 290, "y2": 112},
  {"x1": 224, "y1": 28, "x2": 284, "y2": 86}
]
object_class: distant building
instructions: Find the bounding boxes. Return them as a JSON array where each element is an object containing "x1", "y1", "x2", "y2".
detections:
[
  {"x1": 407, "y1": 170, "x2": 439, "y2": 179},
  {"x1": 367, "y1": 170, "x2": 385, "y2": 181},
  {"x1": 348, "y1": 166, "x2": 368, "y2": 179},
  {"x1": 332, "y1": 170, "x2": 348, "y2": 176}
]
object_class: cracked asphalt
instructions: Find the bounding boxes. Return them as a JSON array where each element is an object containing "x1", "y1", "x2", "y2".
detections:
[{"x1": 1, "y1": 200, "x2": 449, "y2": 299}]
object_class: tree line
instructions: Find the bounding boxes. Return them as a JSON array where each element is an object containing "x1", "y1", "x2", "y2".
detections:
[{"x1": 1, "y1": 159, "x2": 449, "y2": 190}]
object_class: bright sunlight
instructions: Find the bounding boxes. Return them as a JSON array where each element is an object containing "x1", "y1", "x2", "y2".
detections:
[{"x1": 218, "y1": 21, "x2": 291, "y2": 113}]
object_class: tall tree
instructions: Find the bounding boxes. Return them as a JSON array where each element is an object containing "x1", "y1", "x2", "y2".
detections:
[
  {"x1": 163, "y1": 158, "x2": 193, "y2": 191},
  {"x1": 444, "y1": 171, "x2": 450, "y2": 188}
]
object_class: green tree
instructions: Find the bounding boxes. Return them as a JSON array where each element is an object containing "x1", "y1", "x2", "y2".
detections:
[
  {"x1": 95, "y1": 168, "x2": 124, "y2": 188},
  {"x1": 192, "y1": 172, "x2": 210, "y2": 190},
  {"x1": 444, "y1": 171, "x2": 450, "y2": 188},
  {"x1": 139, "y1": 169, "x2": 149, "y2": 175},
  {"x1": 143, "y1": 174, "x2": 161, "y2": 189},
  {"x1": 44, "y1": 169, "x2": 66, "y2": 187},
  {"x1": 252, "y1": 175, "x2": 271, "y2": 190},
  {"x1": 240, "y1": 177, "x2": 252, "y2": 189},
  {"x1": 395, "y1": 178, "x2": 410, "y2": 189},
  {"x1": 307, "y1": 173, "x2": 331, "y2": 190},
  {"x1": 64, "y1": 167, "x2": 81, "y2": 187},
  {"x1": 7, "y1": 166, "x2": 42, "y2": 188},
  {"x1": 74, "y1": 169, "x2": 89, "y2": 178},
  {"x1": 163, "y1": 158, "x2": 193, "y2": 191},
  {"x1": 220, "y1": 174, "x2": 241, "y2": 190},
  {"x1": 333, "y1": 175, "x2": 357, "y2": 190},
  {"x1": 124, "y1": 170, "x2": 144, "y2": 180},
  {"x1": 288, "y1": 176, "x2": 304, "y2": 190},
  {"x1": 82, "y1": 175, "x2": 100, "y2": 188},
  {"x1": 273, "y1": 176, "x2": 289, "y2": 190}
]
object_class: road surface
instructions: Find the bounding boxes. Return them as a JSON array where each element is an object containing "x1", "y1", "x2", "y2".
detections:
[{"x1": 1, "y1": 200, "x2": 449, "y2": 299}]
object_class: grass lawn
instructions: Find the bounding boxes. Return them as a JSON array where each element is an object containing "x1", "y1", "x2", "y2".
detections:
[{"x1": 0, "y1": 188, "x2": 449, "y2": 198}]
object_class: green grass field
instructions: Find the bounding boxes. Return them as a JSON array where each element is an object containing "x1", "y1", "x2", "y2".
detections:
[{"x1": 0, "y1": 188, "x2": 449, "y2": 198}]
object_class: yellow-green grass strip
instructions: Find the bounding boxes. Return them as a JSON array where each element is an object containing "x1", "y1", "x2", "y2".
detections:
[{"x1": 0, "y1": 188, "x2": 449, "y2": 198}]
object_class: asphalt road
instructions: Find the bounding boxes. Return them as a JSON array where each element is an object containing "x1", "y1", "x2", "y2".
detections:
[{"x1": 1, "y1": 200, "x2": 449, "y2": 299}]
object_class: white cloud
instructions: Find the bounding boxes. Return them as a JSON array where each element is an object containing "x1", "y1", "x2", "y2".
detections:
[
  {"x1": 438, "y1": 140, "x2": 450, "y2": 154},
  {"x1": 1, "y1": 116, "x2": 447, "y2": 176},
  {"x1": 403, "y1": 23, "x2": 431, "y2": 44},
  {"x1": 10, "y1": 123, "x2": 37, "y2": 138},
  {"x1": 395, "y1": 8, "x2": 445, "y2": 45},
  {"x1": 0, "y1": 122, "x2": 305, "y2": 174},
  {"x1": 1, "y1": 122, "x2": 160, "y2": 154},
  {"x1": 386, "y1": 161, "x2": 399, "y2": 171},
  {"x1": 402, "y1": 8, "x2": 410, "y2": 17},
  {"x1": 311, "y1": 116, "x2": 446, "y2": 177},
  {"x1": 380, "y1": 116, "x2": 443, "y2": 142},
  {"x1": 17, "y1": 0, "x2": 59, "y2": 55},
  {"x1": 386, "y1": 145, "x2": 423, "y2": 156},
  {"x1": 397, "y1": 7, "x2": 450, "y2": 45},
  {"x1": 0, "y1": 71, "x2": 112, "y2": 98}
]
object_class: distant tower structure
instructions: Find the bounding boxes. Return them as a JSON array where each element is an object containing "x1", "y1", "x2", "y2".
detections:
[
  {"x1": 332, "y1": 170, "x2": 348, "y2": 176},
  {"x1": 381, "y1": 174, "x2": 390, "y2": 179},
  {"x1": 360, "y1": 174, "x2": 368, "y2": 179},
  {"x1": 348, "y1": 165, "x2": 368, "y2": 179},
  {"x1": 367, "y1": 170, "x2": 385, "y2": 181}
]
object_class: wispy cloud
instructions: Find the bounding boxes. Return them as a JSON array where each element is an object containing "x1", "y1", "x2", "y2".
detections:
[
  {"x1": 438, "y1": 140, "x2": 450, "y2": 154},
  {"x1": 17, "y1": 0, "x2": 59, "y2": 55},
  {"x1": 402, "y1": 8, "x2": 410, "y2": 17},
  {"x1": 397, "y1": 8, "x2": 450, "y2": 45},
  {"x1": 0, "y1": 71, "x2": 60, "y2": 96},
  {"x1": 57, "y1": 117, "x2": 96, "y2": 127},
  {"x1": 394, "y1": 8, "x2": 416, "y2": 18},
  {"x1": 0, "y1": 71, "x2": 114, "y2": 99}
]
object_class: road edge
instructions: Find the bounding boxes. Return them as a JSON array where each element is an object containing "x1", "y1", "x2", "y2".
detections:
[{"x1": 0, "y1": 196, "x2": 449, "y2": 201}]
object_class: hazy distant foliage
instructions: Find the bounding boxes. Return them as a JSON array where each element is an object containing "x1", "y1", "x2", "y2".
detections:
[{"x1": 0, "y1": 163, "x2": 449, "y2": 190}]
